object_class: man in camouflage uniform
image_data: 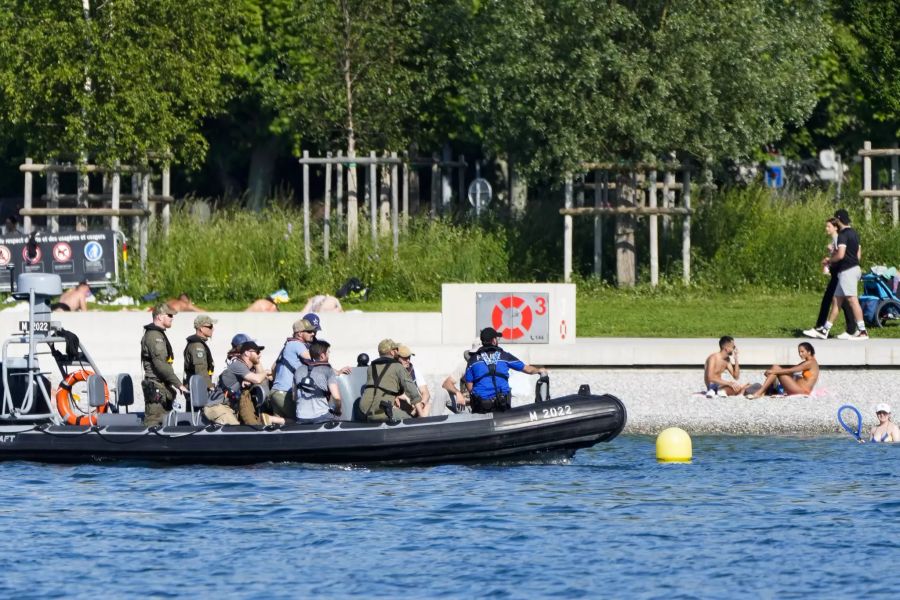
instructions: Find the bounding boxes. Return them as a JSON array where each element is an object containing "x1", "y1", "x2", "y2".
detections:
[
  {"x1": 184, "y1": 314, "x2": 216, "y2": 393},
  {"x1": 141, "y1": 303, "x2": 188, "y2": 426},
  {"x1": 359, "y1": 339, "x2": 421, "y2": 422}
]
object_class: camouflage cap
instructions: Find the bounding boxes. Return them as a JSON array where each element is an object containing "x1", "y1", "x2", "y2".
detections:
[
  {"x1": 377, "y1": 338, "x2": 398, "y2": 355},
  {"x1": 292, "y1": 318, "x2": 316, "y2": 333},
  {"x1": 152, "y1": 302, "x2": 176, "y2": 317},
  {"x1": 193, "y1": 314, "x2": 216, "y2": 329}
]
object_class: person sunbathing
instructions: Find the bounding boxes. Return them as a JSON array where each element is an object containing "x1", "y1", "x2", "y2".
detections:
[
  {"x1": 747, "y1": 342, "x2": 819, "y2": 398},
  {"x1": 245, "y1": 289, "x2": 290, "y2": 312},
  {"x1": 167, "y1": 293, "x2": 202, "y2": 312}
]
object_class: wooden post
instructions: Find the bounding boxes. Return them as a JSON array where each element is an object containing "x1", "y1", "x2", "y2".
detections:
[
  {"x1": 563, "y1": 174, "x2": 573, "y2": 283},
  {"x1": 23, "y1": 158, "x2": 33, "y2": 233},
  {"x1": 863, "y1": 141, "x2": 872, "y2": 223},
  {"x1": 682, "y1": 169, "x2": 692, "y2": 284},
  {"x1": 161, "y1": 164, "x2": 171, "y2": 238},
  {"x1": 335, "y1": 150, "x2": 344, "y2": 229},
  {"x1": 346, "y1": 151, "x2": 358, "y2": 251},
  {"x1": 379, "y1": 152, "x2": 390, "y2": 236},
  {"x1": 110, "y1": 165, "x2": 121, "y2": 234},
  {"x1": 891, "y1": 144, "x2": 898, "y2": 227},
  {"x1": 324, "y1": 151, "x2": 332, "y2": 261},
  {"x1": 139, "y1": 172, "x2": 150, "y2": 270},
  {"x1": 408, "y1": 143, "x2": 420, "y2": 216},
  {"x1": 302, "y1": 150, "x2": 311, "y2": 267},
  {"x1": 457, "y1": 154, "x2": 465, "y2": 209},
  {"x1": 48, "y1": 163, "x2": 59, "y2": 233},
  {"x1": 615, "y1": 173, "x2": 637, "y2": 287},
  {"x1": 131, "y1": 173, "x2": 140, "y2": 245},
  {"x1": 593, "y1": 170, "x2": 602, "y2": 278},
  {"x1": 401, "y1": 159, "x2": 409, "y2": 231},
  {"x1": 391, "y1": 152, "x2": 399, "y2": 256},
  {"x1": 369, "y1": 151, "x2": 378, "y2": 241},
  {"x1": 441, "y1": 144, "x2": 451, "y2": 213},
  {"x1": 649, "y1": 169, "x2": 659, "y2": 287},
  {"x1": 430, "y1": 153, "x2": 440, "y2": 218},
  {"x1": 663, "y1": 154, "x2": 675, "y2": 237}
]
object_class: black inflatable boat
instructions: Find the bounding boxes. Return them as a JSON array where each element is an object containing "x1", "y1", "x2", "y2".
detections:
[
  {"x1": 0, "y1": 391, "x2": 626, "y2": 465},
  {"x1": 0, "y1": 272, "x2": 626, "y2": 466}
]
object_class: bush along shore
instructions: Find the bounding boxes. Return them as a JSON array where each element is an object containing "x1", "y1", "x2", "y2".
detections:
[{"x1": 126, "y1": 188, "x2": 900, "y2": 312}]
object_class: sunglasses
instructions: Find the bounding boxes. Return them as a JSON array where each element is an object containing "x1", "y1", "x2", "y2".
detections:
[{"x1": 876, "y1": 411, "x2": 889, "y2": 416}]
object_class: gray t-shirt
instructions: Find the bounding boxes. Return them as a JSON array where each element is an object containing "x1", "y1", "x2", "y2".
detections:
[
  {"x1": 208, "y1": 360, "x2": 252, "y2": 406},
  {"x1": 293, "y1": 363, "x2": 337, "y2": 420}
]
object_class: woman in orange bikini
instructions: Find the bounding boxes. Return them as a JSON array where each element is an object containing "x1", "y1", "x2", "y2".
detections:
[{"x1": 748, "y1": 342, "x2": 819, "y2": 398}]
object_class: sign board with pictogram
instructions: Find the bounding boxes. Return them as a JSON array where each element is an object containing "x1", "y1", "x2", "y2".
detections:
[
  {"x1": 475, "y1": 292, "x2": 550, "y2": 343},
  {"x1": 0, "y1": 230, "x2": 119, "y2": 291}
]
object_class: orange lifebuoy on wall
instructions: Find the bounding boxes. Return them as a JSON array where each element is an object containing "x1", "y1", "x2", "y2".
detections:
[{"x1": 56, "y1": 370, "x2": 108, "y2": 426}]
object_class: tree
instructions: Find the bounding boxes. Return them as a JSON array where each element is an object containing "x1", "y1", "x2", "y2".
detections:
[{"x1": 0, "y1": 0, "x2": 246, "y2": 168}]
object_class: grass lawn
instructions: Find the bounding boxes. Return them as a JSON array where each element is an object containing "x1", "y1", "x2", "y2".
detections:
[
  {"x1": 93, "y1": 288, "x2": 900, "y2": 338},
  {"x1": 576, "y1": 289, "x2": 900, "y2": 338}
]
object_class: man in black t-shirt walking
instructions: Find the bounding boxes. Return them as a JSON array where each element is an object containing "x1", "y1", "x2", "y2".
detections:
[{"x1": 815, "y1": 209, "x2": 868, "y2": 340}]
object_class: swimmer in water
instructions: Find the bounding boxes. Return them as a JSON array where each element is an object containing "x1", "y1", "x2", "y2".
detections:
[
  {"x1": 869, "y1": 403, "x2": 900, "y2": 443},
  {"x1": 747, "y1": 342, "x2": 819, "y2": 398}
]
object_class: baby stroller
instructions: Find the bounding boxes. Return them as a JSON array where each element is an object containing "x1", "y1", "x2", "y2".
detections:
[{"x1": 860, "y1": 271, "x2": 900, "y2": 328}]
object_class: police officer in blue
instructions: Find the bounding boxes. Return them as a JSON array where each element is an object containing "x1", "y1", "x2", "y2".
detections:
[{"x1": 464, "y1": 327, "x2": 547, "y2": 413}]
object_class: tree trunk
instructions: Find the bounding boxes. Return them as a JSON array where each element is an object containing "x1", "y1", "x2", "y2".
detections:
[
  {"x1": 341, "y1": 0, "x2": 358, "y2": 250},
  {"x1": 615, "y1": 173, "x2": 636, "y2": 287},
  {"x1": 247, "y1": 136, "x2": 279, "y2": 212},
  {"x1": 510, "y1": 161, "x2": 527, "y2": 220}
]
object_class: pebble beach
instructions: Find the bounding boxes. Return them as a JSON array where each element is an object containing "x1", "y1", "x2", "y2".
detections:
[{"x1": 532, "y1": 368, "x2": 900, "y2": 435}]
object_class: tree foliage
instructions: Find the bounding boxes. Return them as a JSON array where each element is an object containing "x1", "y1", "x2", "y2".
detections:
[{"x1": 0, "y1": 0, "x2": 246, "y2": 168}]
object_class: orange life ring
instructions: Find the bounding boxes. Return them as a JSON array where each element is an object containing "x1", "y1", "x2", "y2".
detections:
[{"x1": 56, "y1": 370, "x2": 108, "y2": 426}]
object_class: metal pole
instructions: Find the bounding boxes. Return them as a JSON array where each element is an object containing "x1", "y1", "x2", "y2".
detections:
[
  {"x1": 336, "y1": 150, "x2": 344, "y2": 229},
  {"x1": 324, "y1": 151, "x2": 332, "y2": 261},
  {"x1": 23, "y1": 158, "x2": 32, "y2": 233},
  {"x1": 303, "y1": 150, "x2": 311, "y2": 267},
  {"x1": 649, "y1": 169, "x2": 658, "y2": 287},
  {"x1": 863, "y1": 141, "x2": 872, "y2": 222},
  {"x1": 161, "y1": 164, "x2": 171, "y2": 238},
  {"x1": 563, "y1": 174, "x2": 573, "y2": 283},
  {"x1": 48, "y1": 163, "x2": 59, "y2": 233},
  {"x1": 391, "y1": 152, "x2": 399, "y2": 257},
  {"x1": 891, "y1": 144, "x2": 898, "y2": 227},
  {"x1": 110, "y1": 163, "x2": 120, "y2": 233},
  {"x1": 369, "y1": 151, "x2": 377, "y2": 241},
  {"x1": 401, "y1": 159, "x2": 409, "y2": 231},
  {"x1": 682, "y1": 170, "x2": 691, "y2": 285},
  {"x1": 139, "y1": 173, "x2": 149, "y2": 270},
  {"x1": 593, "y1": 169, "x2": 602, "y2": 278}
]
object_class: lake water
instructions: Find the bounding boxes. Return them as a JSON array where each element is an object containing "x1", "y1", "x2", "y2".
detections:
[{"x1": 0, "y1": 435, "x2": 896, "y2": 598}]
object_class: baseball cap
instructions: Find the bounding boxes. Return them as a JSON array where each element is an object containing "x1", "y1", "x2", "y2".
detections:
[
  {"x1": 377, "y1": 338, "x2": 398, "y2": 355},
  {"x1": 302, "y1": 313, "x2": 321, "y2": 331},
  {"x1": 292, "y1": 318, "x2": 316, "y2": 333},
  {"x1": 193, "y1": 314, "x2": 216, "y2": 329},
  {"x1": 239, "y1": 340, "x2": 265, "y2": 353},
  {"x1": 231, "y1": 333, "x2": 252, "y2": 348},
  {"x1": 152, "y1": 302, "x2": 176, "y2": 317},
  {"x1": 463, "y1": 338, "x2": 481, "y2": 360},
  {"x1": 834, "y1": 209, "x2": 850, "y2": 225},
  {"x1": 480, "y1": 327, "x2": 502, "y2": 346},
  {"x1": 397, "y1": 344, "x2": 414, "y2": 358},
  {"x1": 876, "y1": 403, "x2": 891, "y2": 414}
]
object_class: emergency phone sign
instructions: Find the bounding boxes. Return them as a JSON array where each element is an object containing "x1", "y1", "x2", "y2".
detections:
[{"x1": 475, "y1": 292, "x2": 549, "y2": 343}]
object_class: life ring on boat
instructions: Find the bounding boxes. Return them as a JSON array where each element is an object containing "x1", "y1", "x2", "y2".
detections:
[{"x1": 56, "y1": 370, "x2": 108, "y2": 426}]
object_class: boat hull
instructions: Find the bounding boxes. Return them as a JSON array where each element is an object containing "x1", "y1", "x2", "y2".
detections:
[{"x1": 0, "y1": 393, "x2": 626, "y2": 466}]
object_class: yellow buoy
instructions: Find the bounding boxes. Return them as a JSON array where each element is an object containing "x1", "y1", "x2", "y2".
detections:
[{"x1": 656, "y1": 427, "x2": 692, "y2": 463}]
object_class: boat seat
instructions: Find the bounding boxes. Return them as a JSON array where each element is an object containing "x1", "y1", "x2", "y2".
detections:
[
  {"x1": 115, "y1": 373, "x2": 135, "y2": 413},
  {"x1": 336, "y1": 367, "x2": 368, "y2": 421},
  {"x1": 97, "y1": 413, "x2": 142, "y2": 426},
  {"x1": 164, "y1": 411, "x2": 206, "y2": 427}
]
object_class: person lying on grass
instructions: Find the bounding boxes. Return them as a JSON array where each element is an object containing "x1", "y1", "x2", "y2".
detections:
[
  {"x1": 703, "y1": 336, "x2": 749, "y2": 397},
  {"x1": 747, "y1": 342, "x2": 819, "y2": 398}
]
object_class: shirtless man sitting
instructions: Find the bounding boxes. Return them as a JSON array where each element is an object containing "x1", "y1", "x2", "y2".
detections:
[
  {"x1": 55, "y1": 281, "x2": 92, "y2": 311},
  {"x1": 703, "y1": 336, "x2": 748, "y2": 397}
]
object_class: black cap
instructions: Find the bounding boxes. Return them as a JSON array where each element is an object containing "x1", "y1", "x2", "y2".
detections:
[
  {"x1": 834, "y1": 209, "x2": 850, "y2": 225},
  {"x1": 480, "y1": 327, "x2": 502, "y2": 345},
  {"x1": 239, "y1": 341, "x2": 265, "y2": 353}
]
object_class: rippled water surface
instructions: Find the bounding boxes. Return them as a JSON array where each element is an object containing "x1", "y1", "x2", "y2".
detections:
[{"x1": 0, "y1": 435, "x2": 897, "y2": 598}]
